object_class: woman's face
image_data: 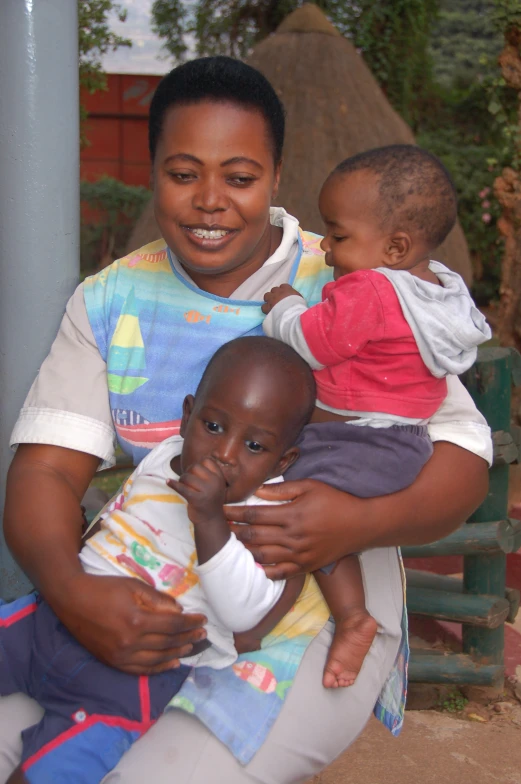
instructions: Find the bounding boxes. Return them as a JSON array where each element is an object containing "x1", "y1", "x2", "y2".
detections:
[{"x1": 153, "y1": 100, "x2": 281, "y2": 289}]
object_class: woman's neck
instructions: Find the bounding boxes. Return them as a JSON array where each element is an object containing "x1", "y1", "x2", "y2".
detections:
[{"x1": 184, "y1": 224, "x2": 283, "y2": 299}]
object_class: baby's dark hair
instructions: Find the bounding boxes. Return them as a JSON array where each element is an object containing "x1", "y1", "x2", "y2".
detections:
[
  {"x1": 196, "y1": 337, "x2": 316, "y2": 444},
  {"x1": 149, "y1": 56, "x2": 285, "y2": 164},
  {"x1": 331, "y1": 145, "x2": 457, "y2": 250}
]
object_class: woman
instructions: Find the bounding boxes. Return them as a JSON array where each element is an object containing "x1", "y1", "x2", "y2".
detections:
[{"x1": 2, "y1": 57, "x2": 490, "y2": 783}]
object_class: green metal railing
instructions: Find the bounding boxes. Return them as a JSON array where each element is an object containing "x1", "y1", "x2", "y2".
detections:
[{"x1": 406, "y1": 348, "x2": 521, "y2": 686}]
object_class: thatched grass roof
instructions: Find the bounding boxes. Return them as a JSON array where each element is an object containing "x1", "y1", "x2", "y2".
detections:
[{"x1": 127, "y1": 3, "x2": 472, "y2": 283}]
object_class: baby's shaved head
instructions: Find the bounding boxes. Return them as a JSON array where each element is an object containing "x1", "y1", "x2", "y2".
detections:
[
  {"x1": 196, "y1": 337, "x2": 316, "y2": 445},
  {"x1": 330, "y1": 144, "x2": 457, "y2": 251}
]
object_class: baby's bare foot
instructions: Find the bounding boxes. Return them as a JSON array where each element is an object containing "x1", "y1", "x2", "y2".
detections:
[{"x1": 323, "y1": 610, "x2": 378, "y2": 688}]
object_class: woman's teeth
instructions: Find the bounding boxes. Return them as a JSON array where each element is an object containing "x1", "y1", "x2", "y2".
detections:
[{"x1": 190, "y1": 228, "x2": 231, "y2": 239}]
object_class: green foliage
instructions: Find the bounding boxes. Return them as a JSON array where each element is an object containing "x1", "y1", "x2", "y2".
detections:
[
  {"x1": 492, "y1": 0, "x2": 521, "y2": 33},
  {"x1": 150, "y1": 0, "x2": 189, "y2": 61},
  {"x1": 78, "y1": 1, "x2": 131, "y2": 144},
  {"x1": 437, "y1": 690, "x2": 469, "y2": 713},
  {"x1": 418, "y1": 129, "x2": 504, "y2": 304},
  {"x1": 151, "y1": 0, "x2": 440, "y2": 127},
  {"x1": 80, "y1": 177, "x2": 150, "y2": 272},
  {"x1": 430, "y1": 0, "x2": 502, "y2": 92},
  {"x1": 151, "y1": 0, "x2": 337, "y2": 60},
  {"x1": 79, "y1": 0, "x2": 131, "y2": 93},
  {"x1": 342, "y1": 0, "x2": 440, "y2": 127},
  {"x1": 416, "y1": 0, "x2": 520, "y2": 304}
]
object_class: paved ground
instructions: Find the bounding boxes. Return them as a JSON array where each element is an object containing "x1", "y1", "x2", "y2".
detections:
[{"x1": 308, "y1": 710, "x2": 521, "y2": 784}]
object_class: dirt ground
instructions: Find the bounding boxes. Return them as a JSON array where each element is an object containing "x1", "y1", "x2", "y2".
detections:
[{"x1": 309, "y1": 708, "x2": 521, "y2": 784}]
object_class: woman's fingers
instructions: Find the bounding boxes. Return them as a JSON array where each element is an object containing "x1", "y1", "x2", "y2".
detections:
[
  {"x1": 224, "y1": 479, "x2": 317, "y2": 524},
  {"x1": 135, "y1": 611, "x2": 208, "y2": 641},
  {"x1": 255, "y1": 479, "x2": 314, "y2": 502},
  {"x1": 229, "y1": 522, "x2": 290, "y2": 546},
  {"x1": 225, "y1": 502, "x2": 286, "y2": 526}
]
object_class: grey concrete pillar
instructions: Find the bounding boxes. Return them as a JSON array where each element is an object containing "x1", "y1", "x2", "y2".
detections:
[{"x1": 0, "y1": 0, "x2": 80, "y2": 597}]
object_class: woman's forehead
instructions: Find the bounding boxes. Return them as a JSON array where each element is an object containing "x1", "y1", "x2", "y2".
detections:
[{"x1": 156, "y1": 101, "x2": 275, "y2": 164}]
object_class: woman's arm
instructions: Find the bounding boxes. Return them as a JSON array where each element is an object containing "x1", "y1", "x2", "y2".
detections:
[
  {"x1": 226, "y1": 442, "x2": 488, "y2": 580},
  {"x1": 5, "y1": 444, "x2": 207, "y2": 674},
  {"x1": 6, "y1": 288, "x2": 207, "y2": 673}
]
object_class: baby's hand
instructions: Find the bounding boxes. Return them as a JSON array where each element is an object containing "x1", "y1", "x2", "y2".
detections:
[
  {"x1": 167, "y1": 458, "x2": 226, "y2": 526},
  {"x1": 262, "y1": 284, "x2": 302, "y2": 314}
]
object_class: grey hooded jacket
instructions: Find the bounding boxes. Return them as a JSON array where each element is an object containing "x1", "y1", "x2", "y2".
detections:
[{"x1": 374, "y1": 261, "x2": 491, "y2": 378}]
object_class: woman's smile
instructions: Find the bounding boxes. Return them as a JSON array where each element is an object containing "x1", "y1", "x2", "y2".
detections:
[{"x1": 181, "y1": 222, "x2": 239, "y2": 251}]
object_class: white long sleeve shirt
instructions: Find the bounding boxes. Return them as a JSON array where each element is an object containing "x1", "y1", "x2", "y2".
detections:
[{"x1": 80, "y1": 435, "x2": 286, "y2": 669}]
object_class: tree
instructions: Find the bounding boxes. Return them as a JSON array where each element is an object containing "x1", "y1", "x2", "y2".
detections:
[
  {"x1": 491, "y1": 0, "x2": 521, "y2": 350},
  {"x1": 341, "y1": 0, "x2": 440, "y2": 126},
  {"x1": 430, "y1": 0, "x2": 502, "y2": 92},
  {"x1": 151, "y1": 0, "x2": 439, "y2": 125},
  {"x1": 79, "y1": 0, "x2": 131, "y2": 142}
]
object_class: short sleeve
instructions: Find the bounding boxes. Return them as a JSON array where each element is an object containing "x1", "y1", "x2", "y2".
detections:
[
  {"x1": 10, "y1": 284, "x2": 116, "y2": 469},
  {"x1": 427, "y1": 375, "x2": 493, "y2": 466},
  {"x1": 299, "y1": 272, "x2": 385, "y2": 367}
]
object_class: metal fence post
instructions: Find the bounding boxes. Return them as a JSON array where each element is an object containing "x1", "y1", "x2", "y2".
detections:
[{"x1": 0, "y1": 0, "x2": 80, "y2": 598}]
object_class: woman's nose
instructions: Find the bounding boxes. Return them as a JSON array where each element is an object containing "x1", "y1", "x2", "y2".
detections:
[{"x1": 193, "y1": 178, "x2": 228, "y2": 213}]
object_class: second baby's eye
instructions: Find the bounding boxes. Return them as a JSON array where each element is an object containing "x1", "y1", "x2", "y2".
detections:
[
  {"x1": 246, "y1": 441, "x2": 264, "y2": 454},
  {"x1": 204, "y1": 421, "x2": 223, "y2": 434}
]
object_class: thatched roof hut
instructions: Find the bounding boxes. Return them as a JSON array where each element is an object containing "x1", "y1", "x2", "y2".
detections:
[{"x1": 127, "y1": 3, "x2": 472, "y2": 283}]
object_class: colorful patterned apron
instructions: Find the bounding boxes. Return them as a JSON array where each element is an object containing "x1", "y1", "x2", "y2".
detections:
[{"x1": 84, "y1": 232, "x2": 408, "y2": 764}]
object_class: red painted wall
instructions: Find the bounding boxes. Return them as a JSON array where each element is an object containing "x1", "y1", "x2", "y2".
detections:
[{"x1": 81, "y1": 73, "x2": 162, "y2": 188}]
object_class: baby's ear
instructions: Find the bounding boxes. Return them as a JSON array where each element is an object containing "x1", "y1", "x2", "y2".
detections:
[
  {"x1": 384, "y1": 232, "x2": 412, "y2": 267},
  {"x1": 179, "y1": 395, "x2": 195, "y2": 438},
  {"x1": 277, "y1": 446, "x2": 300, "y2": 476}
]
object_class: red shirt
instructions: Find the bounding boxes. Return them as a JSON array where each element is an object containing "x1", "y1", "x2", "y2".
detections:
[{"x1": 300, "y1": 269, "x2": 447, "y2": 418}]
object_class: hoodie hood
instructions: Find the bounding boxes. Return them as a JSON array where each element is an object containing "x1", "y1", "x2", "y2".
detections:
[{"x1": 375, "y1": 262, "x2": 491, "y2": 378}]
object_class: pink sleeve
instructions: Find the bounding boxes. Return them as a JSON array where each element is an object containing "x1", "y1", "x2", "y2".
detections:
[{"x1": 299, "y1": 271, "x2": 385, "y2": 367}]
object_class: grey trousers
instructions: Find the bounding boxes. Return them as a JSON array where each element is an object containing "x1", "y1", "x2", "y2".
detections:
[{"x1": 0, "y1": 549, "x2": 403, "y2": 783}]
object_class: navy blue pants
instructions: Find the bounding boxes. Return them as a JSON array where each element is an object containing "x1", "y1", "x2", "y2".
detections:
[
  {"x1": 284, "y1": 422, "x2": 433, "y2": 573},
  {"x1": 285, "y1": 422, "x2": 433, "y2": 496},
  {"x1": 0, "y1": 593, "x2": 190, "y2": 783}
]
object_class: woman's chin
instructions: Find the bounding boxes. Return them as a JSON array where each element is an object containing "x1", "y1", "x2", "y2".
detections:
[{"x1": 169, "y1": 239, "x2": 246, "y2": 277}]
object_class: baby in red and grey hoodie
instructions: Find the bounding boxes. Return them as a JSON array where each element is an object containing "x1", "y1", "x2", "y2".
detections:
[{"x1": 262, "y1": 144, "x2": 491, "y2": 691}]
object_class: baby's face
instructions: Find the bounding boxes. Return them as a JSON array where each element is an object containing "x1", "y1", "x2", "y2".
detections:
[
  {"x1": 179, "y1": 367, "x2": 299, "y2": 503},
  {"x1": 319, "y1": 171, "x2": 390, "y2": 280}
]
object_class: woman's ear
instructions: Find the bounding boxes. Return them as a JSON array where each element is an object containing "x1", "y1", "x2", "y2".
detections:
[
  {"x1": 179, "y1": 395, "x2": 195, "y2": 438},
  {"x1": 276, "y1": 446, "x2": 300, "y2": 476},
  {"x1": 385, "y1": 232, "x2": 412, "y2": 267},
  {"x1": 272, "y1": 160, "x2": 283, "y2": 201}
]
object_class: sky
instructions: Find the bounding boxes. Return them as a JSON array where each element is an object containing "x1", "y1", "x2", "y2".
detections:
[{"x1": 102, "y1": 0, "x2": 170, "y2": 75}]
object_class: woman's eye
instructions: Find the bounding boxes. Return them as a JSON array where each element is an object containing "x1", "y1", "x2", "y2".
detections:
[
  {"x1": 204, "y1": 421, "x2": 223, "y2": 434},
  {"x1": 228, "y1": 176, "x2": 256, "y2": 187},
  {"x1": 246, "y1": 441, "x2": 264, "y2": 454},
  {"x1": 168, "y1": 171, "x2": 196, "y2": 182}
]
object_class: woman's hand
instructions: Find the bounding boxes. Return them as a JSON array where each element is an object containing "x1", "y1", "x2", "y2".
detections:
[
  {"x1": 225, "y1": 443, "x2": 489, "y2": 580},
  {"x1": 226, "y1": 479, "x2": 364, "y2": 579},
  {"x1": 50, "y1": 572, "x2": 208, "y2": 675}
]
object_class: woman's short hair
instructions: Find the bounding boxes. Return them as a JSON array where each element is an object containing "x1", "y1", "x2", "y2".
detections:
[{"x1": 149, "y1": 56, "x2": 285, "y2": 164}]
